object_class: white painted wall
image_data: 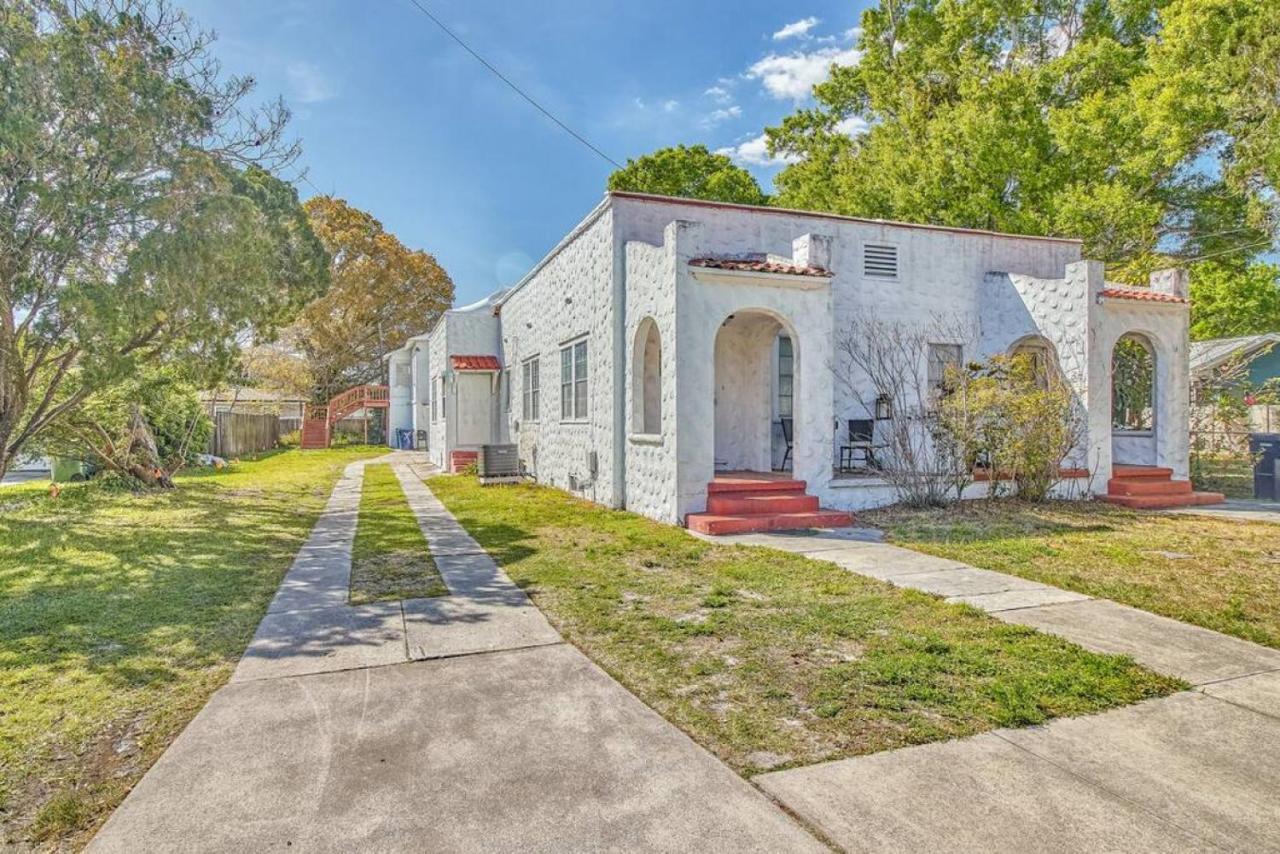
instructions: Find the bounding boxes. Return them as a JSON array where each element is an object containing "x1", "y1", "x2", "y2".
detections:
[{"x1": 425, "y1": 193, "x2": 1192, "y2": 523}]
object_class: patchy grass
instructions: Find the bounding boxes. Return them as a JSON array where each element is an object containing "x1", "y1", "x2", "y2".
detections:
[
  {"x1": 426, "y1": 476, "x2": 1180, "y2": 776},
  {"x1": 350, "y1": 464, "x2": 446, "y2": 605},
  {"x1": 0, "y1": 446, "x2": 386, "y2": 849},
  {"x1": 1193, "y1": 454, "x2": 1255, "y2": 498},
  {"x1": 864, "y1": 499, "x2": 1280, "y2": 649}
]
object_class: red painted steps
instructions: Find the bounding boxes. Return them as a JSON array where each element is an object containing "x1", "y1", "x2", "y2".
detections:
[
  {"x1": 1101, "y1": 465, "x2": 1224, "y2": 510},
  {"x1": 687, "y1": 474, "x2": 854, "y2": 535},
  {"x1": 450, "y1": 450, "x2": 479, "y2": 473},
  {"x1": 300, "y1": 419, "x2": 329, "y2": 450}
]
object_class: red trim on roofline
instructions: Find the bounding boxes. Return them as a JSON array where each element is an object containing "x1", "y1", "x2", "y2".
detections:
[
  {"x1": 450, "y1": 354, "x2": 502, "y2": 371},
  {"x1": 1099, "y1": 288, "x2": 1189, "y2": 305},
  {"x1": 689, "y1": 257, "x2": 831, "y2": 277}
]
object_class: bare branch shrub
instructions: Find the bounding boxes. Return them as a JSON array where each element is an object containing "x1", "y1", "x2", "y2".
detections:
[{"x1": 834, "y1": 314, "x2": 975, "y2": 507}]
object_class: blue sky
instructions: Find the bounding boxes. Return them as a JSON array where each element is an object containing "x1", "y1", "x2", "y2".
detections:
[{"x1": 179, "y1": 0, "x2": 874, "y2": 305}]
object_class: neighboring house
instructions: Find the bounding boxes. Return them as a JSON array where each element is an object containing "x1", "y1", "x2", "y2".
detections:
[
  {"x1": 1190, "y1": 333, "x2": 1280, "y2": 435},
  {"x1": 199, "y1": 388, "x2": 307, "y2": 420},
  {"x1": 388, "y1": 191, "x2": 1215, "y2": 531},
  {"x1": 1190, "y1": 333, "x2": 1280, "y2": 388}
]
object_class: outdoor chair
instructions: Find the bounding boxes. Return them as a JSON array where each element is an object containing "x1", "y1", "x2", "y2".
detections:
[
  {"x1": 778, "y1": 417, "x2": 794, "y2": 471},
  {"x1": 840, "y1": 419, "x2": 880, "y2": 472}
]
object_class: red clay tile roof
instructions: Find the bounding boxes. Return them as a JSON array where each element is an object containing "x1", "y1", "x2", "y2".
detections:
[
  {"x1": 690, "y1": 257, "x2": 831, "y2": 278},
  {"x1": 1099, "y1": 287, "x2": 1188, "y2": 305},
  {"x1": 450, "y1": 354, "x2": 502, "y2": 371}
]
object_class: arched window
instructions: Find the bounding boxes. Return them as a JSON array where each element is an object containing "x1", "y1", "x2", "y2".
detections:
[
  {"x1": 1010, "y1": 336, "x2": 1056, "y2": 388},
  {"x1": 1112, "y1": 334, "x2": 1155, "y2": 432},
  {"x1": 633, "y1": 319, "x2": 662, "y2": 434}
]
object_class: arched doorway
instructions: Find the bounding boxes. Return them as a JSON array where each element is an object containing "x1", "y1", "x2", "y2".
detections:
[
  {"x1": 1111, "y1": 332, "x2": 1157, "y2": 465},
  {"x1": 713, "y1": 310, "x2": 798, "y2": 472}
]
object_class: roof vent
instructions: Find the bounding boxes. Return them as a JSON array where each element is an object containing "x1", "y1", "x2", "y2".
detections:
[{"x1": 863, "y1": 243, "x2": 898, "y2": 279}]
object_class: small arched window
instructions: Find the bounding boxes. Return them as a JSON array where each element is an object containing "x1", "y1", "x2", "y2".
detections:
[
  {"x1": 633, "y1": 319, "x2": 662, "y2": 434},
  {"x1": 1112, "y1": 334, "x2": 1155, "y2": 432},
  {"x1": 1011, "y1": 337, "x2": 1056, "y2": 388}
]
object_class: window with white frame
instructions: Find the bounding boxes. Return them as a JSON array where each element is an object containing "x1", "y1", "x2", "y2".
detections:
[
  {"x1": 927, "y1": 343, "x2": 963, "y2": 400},
  {"x1": 430, "y1": 376, "x2": 438, "y2": 421},
  {"x1": 777, "y1": 335, "x2": 794, "y2": 418},
  {"x1": 560, "y1": 339, "x2": 588, "y2": 420},
  {"x1": 522, "y1": 357, "x2": 540, "y2": 421}
]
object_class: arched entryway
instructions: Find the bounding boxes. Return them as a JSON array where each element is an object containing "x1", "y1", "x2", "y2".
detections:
[
  {"x1": 1111, "y1": 332, "x2": 1157, "y2": 465},
  {"x1": 713, "y1": 310, "x2": 798, "y2": 472}
]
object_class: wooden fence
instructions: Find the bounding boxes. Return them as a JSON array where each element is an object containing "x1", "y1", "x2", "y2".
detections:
[{"x1": 209, "y1": 412, "x2": 280, "y2": 458}]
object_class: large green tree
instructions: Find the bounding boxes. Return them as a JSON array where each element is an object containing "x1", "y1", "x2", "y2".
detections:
[
  {"x1": 608, "y1": 144, "x2": 769, "y2": 205},
  {"x1": 292, "y1": 197, "x2": 454, "y2": 402},
  {"x1": 0, "y1": 1, "x2": 328, "y2": 479},
  {"x1": 766, "y1": 0, "x2": 1280, "y2": 280}
]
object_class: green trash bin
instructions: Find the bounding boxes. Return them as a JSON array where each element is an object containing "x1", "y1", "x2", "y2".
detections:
[{"x1": 50, "y1": 456, "x2": 92, "y2": 483}]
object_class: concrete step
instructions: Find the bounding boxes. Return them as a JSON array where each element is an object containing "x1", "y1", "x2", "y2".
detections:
[
  {"x1": 450, "y1": 450, "x2": 479, "y2": 473},
  {"x1": 707, "y1": 475, "x2": 807, "y2": 495},
  {"x1": 1099, "y1": 491, "x2": 1226, "y2": 510},
  {"x1": 1107, "y1": 478, "x2": 1194, "y2": 497},
  {"x1": 1111, "y1": 465, "x2": 1175, "y2": 481},
  {"x1": 707, "y1": 492, "x2": 821, "y2": 515},
  {"x1": 686, "y1": 509, "x2": 854, "y2": 536}
]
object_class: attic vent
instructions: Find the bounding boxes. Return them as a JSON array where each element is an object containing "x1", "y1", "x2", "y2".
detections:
[{"x1": 863, "y1": 243, "x2": 898, "y2": 278}]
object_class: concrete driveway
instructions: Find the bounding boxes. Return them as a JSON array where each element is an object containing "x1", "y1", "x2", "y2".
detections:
[{"x1": 88, "y1": 457, "x2": 823, "y2": 853}]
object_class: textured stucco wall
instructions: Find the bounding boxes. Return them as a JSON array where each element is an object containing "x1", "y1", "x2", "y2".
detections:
[
  {"x1": 447, "y1": 195, "x2": 1191, "y2": 521},
  {"x1": 1091, "y1": 282, "x2": 1191, "y2": 478},
  {"x1": 500, "y1": 209, "x2": 619, "y2": 506},
  {"x1": 621, "y1": 230, "x2": 679, "y2": 522}
]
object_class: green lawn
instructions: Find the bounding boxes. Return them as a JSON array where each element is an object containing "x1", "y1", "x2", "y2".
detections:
[
  {"x1": 0, "y1": 447, "x2": 385, "y2": 848},
  {"x1": 864, "y1": 499, "x2": 1280, "y2": 649},
  {"x1": 350, "y1": 464, "x2": 446, "y2": 605},
  {"x1": 426, "y1": 476, "x2": 1180, "y2": 775}
]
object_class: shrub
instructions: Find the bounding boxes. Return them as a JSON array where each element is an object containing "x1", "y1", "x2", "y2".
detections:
[{"x1": 936, "y1": 354, "x2": 1083, "y2": 502}]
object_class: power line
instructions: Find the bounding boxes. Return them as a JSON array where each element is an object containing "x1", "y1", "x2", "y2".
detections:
[{"x1": 400, "y1": 0, "x2": 623, "y2": 170}]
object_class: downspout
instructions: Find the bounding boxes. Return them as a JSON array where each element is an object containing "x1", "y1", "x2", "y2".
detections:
[{"x1": 612, "y1": 212, "x2": 627, "y2": 509}]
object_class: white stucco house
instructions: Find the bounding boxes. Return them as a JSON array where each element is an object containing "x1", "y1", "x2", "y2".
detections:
[{"x1": 387, "y1": 191, "x2": 1219, "y2": 533}]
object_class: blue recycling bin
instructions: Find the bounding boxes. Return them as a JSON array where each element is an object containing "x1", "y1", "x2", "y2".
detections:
[{"x1": 395, "y1": 428, "x2": 414, "y2": 450}]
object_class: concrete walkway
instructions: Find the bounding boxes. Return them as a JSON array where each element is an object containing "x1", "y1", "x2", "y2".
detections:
[
  {"x1": 712, "y1": 528, "x2": 1280, "y2": 852},
  {"x1": 89, "y1": 454, "x2": 822, "y2": 853},
  {"x1": 1166, "y1": 498, "x2": 1280, "y2": 525}
]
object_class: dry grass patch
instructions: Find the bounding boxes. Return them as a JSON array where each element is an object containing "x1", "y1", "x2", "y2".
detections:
[
  {"x1": 864, "y1": 499, "x2": 1280, "y2": 649},
  {"x1": 427, "y1": 476, "x2": 1180, "y2": 776},
  {"x1": 349, "y1": 464, "x2": 446, "y2": 605}
]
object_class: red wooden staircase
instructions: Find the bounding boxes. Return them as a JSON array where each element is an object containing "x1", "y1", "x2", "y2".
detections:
[
  {"x1": 686, "y1": 473, "x2": 854, "y2": 535},
  {"x1": 1100, "y1": 465, "x2": 1225, "y2": 510},
  {"x1": 300, "y1": 385, "x2": 390, "y2": 449}
]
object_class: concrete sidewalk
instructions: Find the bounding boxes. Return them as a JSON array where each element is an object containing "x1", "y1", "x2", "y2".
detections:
[
  {"x1": 89, "y1": 457, "x2": 823, "y2": 853},
  {"x1": 716, "y1": 528, "x2": 1280, "y2": 852}
]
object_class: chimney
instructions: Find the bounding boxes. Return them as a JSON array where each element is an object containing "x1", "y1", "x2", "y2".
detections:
[
  {"x1": 1149, "y1": 268, "x2": 1189, "y2": 300},
  {"x1": 793, "y1": 233, "x2": 832, "y2": 271}
]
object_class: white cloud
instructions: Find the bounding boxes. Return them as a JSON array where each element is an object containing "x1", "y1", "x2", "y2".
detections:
[
  {"x1": 746, "y1": 45, "x2": 862, "y2": 101},
  {"x1": 703, "y1": 105, "x2": 742, "y2": 126},
  {"x1": 716, "y1": 133, "x2": 800, "y2": 168},
  {"x1": 662, "y1": 99, "x2": 679, "y2": 112},
  {"x1": 835, "y1": 115, "x2": 870, "y2": 137},
  {"x1": 704, "y1": 85, "x2": 732, "y2": 103},
  {"x1": 773, "y1": 16, "x2": 821, "y2": 41},
  {"x1": 285, "y1": 61, "x2": 336, "y2": 104}
]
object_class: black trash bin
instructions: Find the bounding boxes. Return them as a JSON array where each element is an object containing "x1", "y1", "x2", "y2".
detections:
[{"x1": 1250, "y1": 433, "x2": 1280, "y2": 500}]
